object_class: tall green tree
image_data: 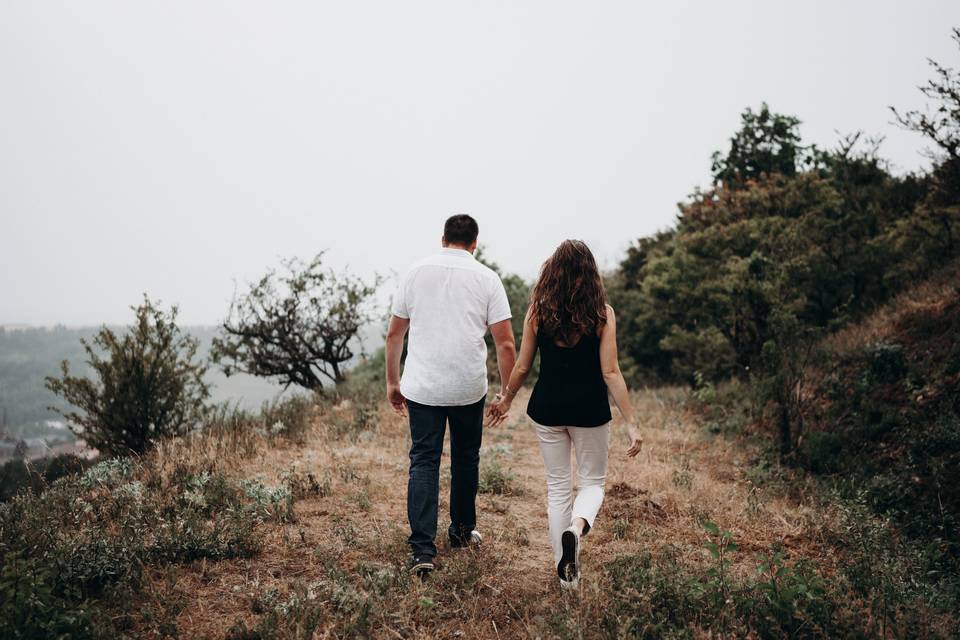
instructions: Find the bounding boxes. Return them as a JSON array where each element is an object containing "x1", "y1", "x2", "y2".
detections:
[
  {"x1": 891, "y1": 27, "x2": 960, "y2": 265},
  {"x1": 710, "y1": 103, "x2": 818, "y2": 187}
]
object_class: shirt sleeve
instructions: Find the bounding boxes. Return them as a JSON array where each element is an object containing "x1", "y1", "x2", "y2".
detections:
[
  {"x1": 391, "y1": 274, "x2": 409, "y2": 319},
  {"x1": 487, "y1": 277, "x2": 513, "y2": 325}
]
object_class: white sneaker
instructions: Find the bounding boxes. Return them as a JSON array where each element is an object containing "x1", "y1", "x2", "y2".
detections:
[
  {"x1": 558, "y1": 525, "x2": 580, "y2": 590},
  {"x1": 450, "y1": 529, "x2": 482, "y2": 549}
]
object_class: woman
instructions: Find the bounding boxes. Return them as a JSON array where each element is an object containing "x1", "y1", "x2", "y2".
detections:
[{"x1": 486, "y1": 239, "x2": 643, "y2": 589}]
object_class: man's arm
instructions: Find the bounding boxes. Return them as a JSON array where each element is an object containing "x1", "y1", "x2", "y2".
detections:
[
  {"x1": 385, "y1": 315, "x2": 410, "y2": 416},
  {"x1": 488, "y1": 319, "x2": 517, "y2": 394}
]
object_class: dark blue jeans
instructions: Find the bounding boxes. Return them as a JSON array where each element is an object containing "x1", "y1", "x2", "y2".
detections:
[{"x1": 406, "y1": 397, "x2": 485, "y2": 558}]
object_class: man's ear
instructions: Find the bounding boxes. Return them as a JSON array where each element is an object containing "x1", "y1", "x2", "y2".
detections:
[
  {"x1": 441, "y1": 235, "x2": 448, "y2": 248},
  {"x1": 468, "y1": 240, "x2": 478, "y2": 254}
]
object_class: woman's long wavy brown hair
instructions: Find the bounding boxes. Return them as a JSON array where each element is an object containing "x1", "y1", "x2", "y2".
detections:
[{"x1": 530, "y1": 240, "x2": 608, "y2": 343}]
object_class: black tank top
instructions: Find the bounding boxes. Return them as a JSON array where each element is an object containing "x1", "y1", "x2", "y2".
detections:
[{"x1": 526, "y1": 327, "x2": 612, "y2": 427}]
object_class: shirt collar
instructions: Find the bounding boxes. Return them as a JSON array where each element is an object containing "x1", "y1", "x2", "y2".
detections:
[{"x1": 439, "y1": 247, "x2": 473, "y2": 258}]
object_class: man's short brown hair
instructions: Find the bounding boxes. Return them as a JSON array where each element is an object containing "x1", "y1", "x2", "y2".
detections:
[{"x1": 443, "y1": 214, "x2": 479, "y2": 247}]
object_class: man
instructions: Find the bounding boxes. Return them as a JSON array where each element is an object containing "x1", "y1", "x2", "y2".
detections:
[{"x1": 385, "y1": 214, "x2": 517, "y2": 576}]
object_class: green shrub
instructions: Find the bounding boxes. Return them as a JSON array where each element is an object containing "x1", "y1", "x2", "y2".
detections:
[
  {"x1": 0, "y1": 456, "x2": 296, "y2": 638},
  {"x1": 0, "y1": 453, "x2": 95, "y2": 503},
  {"x1": 44, "y1": 296, "x2": 210, "y2": 457},
  {"x1": 478, "y1": 454, "x2": 520, "y2": 496},
  {"x1": 603, "y1": 548, "x2": 705, "y2": 638},
  {"x1": 258, "y1": 394, "x2": 316, "y2": 442},
  {"x1": 595, "y1": 522, "x2": 851, "y2": 638},
  {"x1": 0, "y1": 548, "x2": 100, "y2": 639},
  {"x1": 0, "y1": 459, "x2": 38, "y2": 502},
  {"x1": 833, "y1": 493, "x2": 960, "y2": 638}
]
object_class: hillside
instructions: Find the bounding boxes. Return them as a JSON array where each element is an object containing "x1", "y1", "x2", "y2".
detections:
[
  {"x1": 111, "y1": 388, "x2": 843, "y2": 637},
  {"x1": 797, "y1": 259, "x2": 960, "y2": 543},
  {"x1": 7, "y1": 381, "x2": 956, "y2": 638}
]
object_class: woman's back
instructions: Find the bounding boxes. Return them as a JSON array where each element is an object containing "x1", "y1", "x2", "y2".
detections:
[{"x1": 526, "y1": 327, "x2": 612, "y2": 427}]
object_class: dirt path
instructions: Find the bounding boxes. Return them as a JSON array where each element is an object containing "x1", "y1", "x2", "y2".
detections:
[{"x1": 160, "y1": 388, "x2": 826, "y2": 638}]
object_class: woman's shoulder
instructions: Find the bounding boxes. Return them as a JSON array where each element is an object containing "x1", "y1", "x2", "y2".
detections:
[
  {"x1": 596, "y1": 304, "x2": 615, "y2": 338},
  {"x1": 603, "y1": 304, "x2": 616, "y2": 324},
  {"x1": 525, "y1": 305, "x2": 540, "y2": 331}
]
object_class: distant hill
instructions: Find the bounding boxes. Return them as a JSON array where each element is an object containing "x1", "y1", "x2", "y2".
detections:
[{"x1": 0, "y1": 324, "x2": 385, "y2": 440}]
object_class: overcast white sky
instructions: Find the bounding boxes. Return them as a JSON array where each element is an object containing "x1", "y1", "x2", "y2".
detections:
[{"x1": 2, "y1": 1, "x2": 959, "y2": 326}]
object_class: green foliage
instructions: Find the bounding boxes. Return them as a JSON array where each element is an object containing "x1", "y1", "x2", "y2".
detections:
[
  {"x1": 478, "y1": 450, "x2": 521, "y2": 496},
  {"x1": 889, "y1": 29, "x2": 960, "y2": 277},
  {"x1": 610, "y1": 54, "x2": 960, "y2": 460},
  {"x1": 0, "y1": 452, "x2": 309, "y2": 639},
  {"x1": 701, "y1": 520, "x2": 738, "y2": 614},
  {"x1": 226, "y1": 562, "x2": 402, "y2": 639},
  {"x1": 801, "y1": 287, "x2": 960, "y2": 546},
  {"x1": 475, "y1": 246, "x2": 536, "y2": 382},
  {"x1": 330, "y1": 347, "x2": 385, "y2": 440},
  {"x1": 600, "y1": 527, "x2": 841, "y2": 639},
  {"x1": 0, "y1": 548, "x2": 101, "y2": 640},
  {"x1": 44, "y1": 296, "x2": 210, "y2": 457},
  {"x1": 212, "y1": 252, "x2": 381, "y2": 390},
  {"x1": 339, "y1": 346, "x2": 386, "y2": 401},
  {"x1": 0, "y1": 453, "x2": 94, "y2": 502},
  {"x1": 711, "y1": 102, "x2": 818, "y2": 186},
  {"x1": 475, "y1": 246, "x2": 531, "y2": 347},
  {"x1": 832, "y1": 492, "x2": 960, "y2": 638},
  {"x1": 0, "y1": 459, "x2": 36, "y2": 501}
]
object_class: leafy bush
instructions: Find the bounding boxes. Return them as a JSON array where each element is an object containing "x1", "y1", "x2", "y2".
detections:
[
  {"x1": 44, "y1": 296, "x2": 210, "y2": 457},
  {"x1": 478, "y1": 452, "x2": 520, "y2": 496},
  {"x1": 0, "y1": 452, "x2": 305, "y2": 639},
  {"x1": 801, "y1": 284, "x2": 960, "y2": 545},
  {"x1": 831, "y1": 493, "x2": 960, "y2": 638},
  {"x1": 599, "y1": 523, "x2": 845, "y2": 638}
]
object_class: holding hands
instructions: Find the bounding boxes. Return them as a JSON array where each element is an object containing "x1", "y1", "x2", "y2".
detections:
[
  {"x1": 484, "y1": 387, "x2": 514, "y2": 427},
  {"x1": 485, "y1": 384, "x2": 644, "y2": 460}
]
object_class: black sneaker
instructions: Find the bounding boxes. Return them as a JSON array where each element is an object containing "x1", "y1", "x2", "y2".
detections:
[
  {"x1": 558, "y1": 526, "x2": 580, "y2": 590},
  {"x1": 408, "y1": 554, "x2": 435, "y2": 578},
  {"x1": 449, "y1": 529, "x2": 483, "y2": 550}
]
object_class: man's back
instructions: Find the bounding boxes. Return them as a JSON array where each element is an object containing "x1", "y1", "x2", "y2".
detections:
[{"x1": 392, "y1": 247, "x2": 511, "y2": 406}]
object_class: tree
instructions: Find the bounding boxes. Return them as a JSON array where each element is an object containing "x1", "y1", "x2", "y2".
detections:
[
  {"x1": 475, "y1": 246, "x2": 531, "y2": 346},
  {"x1": 211, "y1": 252, "x2": 381, "y2": 390},
  {"x1": 474, "y1": 246, "x2": 533, "y2": 381},
  {"x1": 892, "y1": 28, "x2": 960, "y2": 165},
  {"x1": 45, "y1": 296, "x2": 210, "y2": 457},
  {"x1": 891, "y1": 27, "x2": 960, "y2": 262},
  {"x1": 711, "y1": 103, "x2": 818, "y2": 187}
]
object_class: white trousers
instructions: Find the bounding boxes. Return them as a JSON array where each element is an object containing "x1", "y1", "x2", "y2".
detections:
[{"x1": 535, "y1": 422, "x2": 610, "y2": 565}]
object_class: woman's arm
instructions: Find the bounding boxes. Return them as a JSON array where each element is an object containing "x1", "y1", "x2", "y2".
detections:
[
  {"x1": 485, "y1": 306, "x2": 538, "y2": 425},
  {"x1": 503, "y1": 306, "x2": 538, "y2": 397},
  {"x1": 599, "y1": 305, "x2": 643, "y2": 457}
]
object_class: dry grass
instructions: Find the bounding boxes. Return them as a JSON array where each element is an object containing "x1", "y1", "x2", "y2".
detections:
[{"x1": 106, "y1": 385, "x2": 854, "y2": 639}]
